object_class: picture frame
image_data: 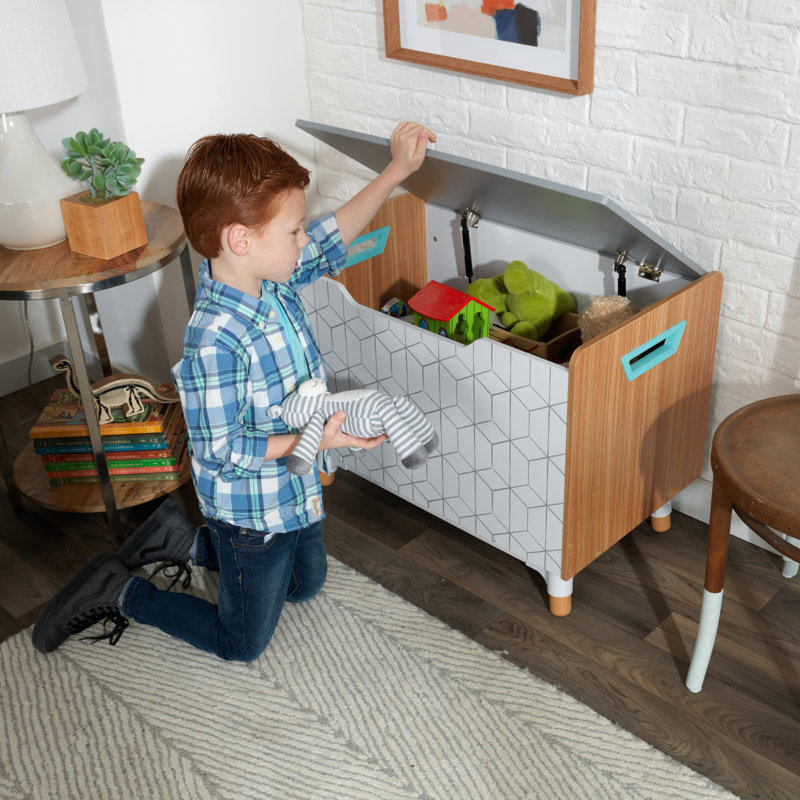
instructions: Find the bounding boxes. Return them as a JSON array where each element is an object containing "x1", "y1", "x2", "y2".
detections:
[{"x1": 383, "y1": 0, "x2": 596, "y2": 96}]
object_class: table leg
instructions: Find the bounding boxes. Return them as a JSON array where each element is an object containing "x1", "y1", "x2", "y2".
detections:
[
  {"x1": 686, "y1": 479, "x2": 733, "y2": 692},
  {"x1": 59, "y1": 294, "x2": 123, "y2": 545},
  {"x1": 179, "y1": 244, "x2": 196, "y2": 312},
  {"x1": 82, "y1": 292, "x2": 113, "y2": 377},
  {"x1": 0, "y1": 423, "x2": 23, "y2": 512}
]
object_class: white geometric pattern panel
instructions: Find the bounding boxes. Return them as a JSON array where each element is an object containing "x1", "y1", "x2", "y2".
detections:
[{"x1": 302, "y1": 279, "x2": 569, "y2": 578}]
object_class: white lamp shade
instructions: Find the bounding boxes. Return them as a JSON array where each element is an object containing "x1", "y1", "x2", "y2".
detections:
[
  {"x1": 0, "y1": 0, "x2": 87, "y2": 249},
  {"x1": 0, "y1": 0, "x2": 88, "y2": 112}
]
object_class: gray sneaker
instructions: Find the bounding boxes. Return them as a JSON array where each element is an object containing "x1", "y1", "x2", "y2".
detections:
[
  {"x1": 32, "y1": 553, "x2": 132, "y2": 653},
  {"x1": 116, "y1": 498, "x2": 196, "y2": 589}
]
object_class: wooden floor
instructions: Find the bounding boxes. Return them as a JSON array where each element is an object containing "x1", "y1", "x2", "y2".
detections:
[{"x1": 2, "y1": 377, "x2": 799, "y2": 800}]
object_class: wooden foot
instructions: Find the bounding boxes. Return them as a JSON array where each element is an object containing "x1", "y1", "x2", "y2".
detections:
[
  {"x1": 319, "y1": 470, "x2": 336, "y2": 487},
  {"x1": 548, "y1": 594, "x2": 572, "y2": 616},
  {"x1": 650, "y1": 512, "x2": 671, "y2": 532}
]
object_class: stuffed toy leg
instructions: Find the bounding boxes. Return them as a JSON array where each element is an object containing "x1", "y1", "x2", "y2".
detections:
[{"x1": 269, "y1": 379, "x2": 439, "y2": 476}]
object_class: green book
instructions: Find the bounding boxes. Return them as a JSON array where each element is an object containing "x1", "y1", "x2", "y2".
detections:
[
  {"x1": 44, "y1": 452, "x2": 182, "y2": 471},
  {"x1": 48, "y1": 471, "x2": 183, "y2": 486}
]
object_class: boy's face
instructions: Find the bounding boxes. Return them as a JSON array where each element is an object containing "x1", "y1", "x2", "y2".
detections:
[{"x1": 249, "y1": 188, "x2": 310, "y2": 283}]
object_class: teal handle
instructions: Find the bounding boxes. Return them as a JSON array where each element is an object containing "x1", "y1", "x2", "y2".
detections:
[
  {"x1": 345, "y1": 225, "x2": 390, "y2": 267},
  {"x1": 621, "y1": 320, "x2": 686, "y2": 381}
]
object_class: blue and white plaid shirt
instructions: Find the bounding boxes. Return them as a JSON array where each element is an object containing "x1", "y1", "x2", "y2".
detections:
[{"x1": 171, "y1": 214, "x2": 348, "y2": 531}]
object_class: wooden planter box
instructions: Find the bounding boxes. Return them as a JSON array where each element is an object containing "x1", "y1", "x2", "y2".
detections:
[{"x1": 60, "y1": 191, "x2": 148, "y2": 260}]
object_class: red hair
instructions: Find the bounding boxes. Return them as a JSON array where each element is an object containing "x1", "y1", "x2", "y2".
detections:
[{"x1": 176, "y1": 133, "x2": 310, "y2": 258}]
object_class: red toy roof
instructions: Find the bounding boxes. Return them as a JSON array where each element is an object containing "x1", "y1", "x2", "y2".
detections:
[{"x1": 407, "y1": 281, "x2": 495, "y2": 320}]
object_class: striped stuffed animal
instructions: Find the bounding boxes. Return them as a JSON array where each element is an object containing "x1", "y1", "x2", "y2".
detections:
[{"x1": 269, "y1": 378, "x2": 439, "y2": 476}]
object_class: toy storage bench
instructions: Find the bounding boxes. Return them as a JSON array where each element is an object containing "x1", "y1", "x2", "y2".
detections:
[{"x1": 298, "y1": 120, "x2": 723, "y2": 615}]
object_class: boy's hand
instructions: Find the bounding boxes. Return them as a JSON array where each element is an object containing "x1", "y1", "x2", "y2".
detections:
[
  {"x1": 334, "y1": 121, "x2": 436, "y2": 247},
  {"x1": 386, "y1": 122, "x2": 437, "y2": 183},
  {"x1": 319, "y1": 411, "x2": 387, "y2": 453}
]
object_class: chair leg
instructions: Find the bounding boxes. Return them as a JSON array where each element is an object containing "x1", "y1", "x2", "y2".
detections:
[
  {"x1": 0, "y1": 424, "x2": 23, "y2": 513},
  {"x1": 685, "y1": 479, "x2": 733, "y2": 692},
  {"x1": 782, "y1": 535, "x2": 800, "y2": 579},
  {"x1": 686, "y1": 589, "x2": 724, "y2": 692}
]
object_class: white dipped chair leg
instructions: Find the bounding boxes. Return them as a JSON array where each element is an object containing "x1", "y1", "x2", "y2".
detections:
[
  {"x1": 686, "y1": 588, "x2": 724, "y2": 693},
  {"x1": 781, "y1": 535, "x2": 800, "y2": 579}
]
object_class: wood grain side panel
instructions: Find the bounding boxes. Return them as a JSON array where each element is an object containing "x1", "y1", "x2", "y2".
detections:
[
  {"x1": 562, "y1": 271, "x2": 724, "y2": 579},
  {"x1": 329, "y1": 193, "x2": 427, "y2": 310}
]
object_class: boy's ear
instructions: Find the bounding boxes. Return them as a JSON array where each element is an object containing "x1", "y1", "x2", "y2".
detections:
[{"x1": 224, "y1": 223, "x2": 251, "y2": 257}]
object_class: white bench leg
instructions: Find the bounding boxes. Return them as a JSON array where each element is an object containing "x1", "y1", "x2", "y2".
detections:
[
  {"x1": 546, "y1": 572, "x2": 573, "y2": 616},
  {"x1": 686, "y1": 588, "x2": 724, "y2": 693}
]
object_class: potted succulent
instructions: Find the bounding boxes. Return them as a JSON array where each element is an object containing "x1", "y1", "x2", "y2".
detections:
[{"x1": 58, "y1": 128, "x2": 148, "y2": 260}]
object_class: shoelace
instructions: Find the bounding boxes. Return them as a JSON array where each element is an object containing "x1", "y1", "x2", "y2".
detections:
[
  {"x1": 71, "y1": 609, "x2": 130, "y2": 646},
  {"x1": 148, "y1": 561, "x2": 192, "y2": 591}
]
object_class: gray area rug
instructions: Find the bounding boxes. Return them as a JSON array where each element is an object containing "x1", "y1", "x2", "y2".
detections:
[{"x1": 1, "y1": 558, "x2": 737, "y2": 800}]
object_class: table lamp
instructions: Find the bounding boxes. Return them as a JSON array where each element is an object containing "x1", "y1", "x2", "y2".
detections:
[{"x1": 0, "y1": 0, "x2": 88, "y2": 250}]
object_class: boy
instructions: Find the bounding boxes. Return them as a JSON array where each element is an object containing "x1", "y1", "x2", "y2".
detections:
[{"x1": 33, "y1": 121, "x2": 435, "y2": 660}]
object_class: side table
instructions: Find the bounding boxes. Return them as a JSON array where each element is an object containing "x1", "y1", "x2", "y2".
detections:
[{"x1": 0, "y1": 201, "x2": 195, "y2": 545}]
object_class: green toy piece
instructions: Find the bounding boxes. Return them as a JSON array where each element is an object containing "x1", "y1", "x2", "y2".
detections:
[
  {"x1": 465, "y1": 276, "x2": 507, "y2": 313},
  {"x1": 467, "y1": 260, "x2": 576, "y2": 342},
  {"x1": 408, "y1": 280, "x2": 495, "y2": 344},
  {"x1": 503, "y1": 260, "x2": 542, "y2": 294},
  {"x1": 507, "y1": 289, "x2": 556, "y2": 337},
  {"x1": 500, "y1": 310, "x2": 518, "y2": 328}
]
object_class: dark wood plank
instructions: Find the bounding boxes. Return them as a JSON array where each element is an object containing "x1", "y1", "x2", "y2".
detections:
[
  {"x1": 0, "y1": 538, "x2": 60, "y2": 620},
  {"x1": 324, "y1": 513, "x2": 504, "y2": 640},
  {"x1": 398, "y1": 519, "x2": 800, "y2": 776},
  {"x1": 3, "y1": 380, "x2": 800, "y2": 800},
  {"x1": 759, "y1": 582, "x2": 800, "y2": 649},
  {"x1": 321, "y1": 472, "x2": 427, "y2": 550},
  {"x1": 476, "y1": 612, "x2": 800, "y2": 800}
]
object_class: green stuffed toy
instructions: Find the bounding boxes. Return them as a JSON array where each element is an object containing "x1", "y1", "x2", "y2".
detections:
[{"x1": 467, "y1": 260, "x2": 575, "y2": 340}]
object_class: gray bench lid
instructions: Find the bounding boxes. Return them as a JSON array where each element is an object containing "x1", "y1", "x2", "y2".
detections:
[{"x1": 297, "y1": 119, "x2": 703, "y2": 281}]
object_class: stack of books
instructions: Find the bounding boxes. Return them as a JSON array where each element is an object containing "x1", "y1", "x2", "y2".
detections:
[{"x1": 30, "y1": 386, "x2": 188, "y2": 487}]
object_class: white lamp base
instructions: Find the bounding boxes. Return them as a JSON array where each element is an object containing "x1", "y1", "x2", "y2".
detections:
[{"x1": 0, "y1": 111, "x2": 79, "y2": 250}]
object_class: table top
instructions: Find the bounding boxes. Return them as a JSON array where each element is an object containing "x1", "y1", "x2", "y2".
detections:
[{"x1": 0, "y1": 201, "x2": 186, "y2": 300}]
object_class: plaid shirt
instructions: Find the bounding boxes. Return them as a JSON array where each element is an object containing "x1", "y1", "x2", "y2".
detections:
[{"x1": 171, "y1": 214, "x2": 348, "y2": 531}]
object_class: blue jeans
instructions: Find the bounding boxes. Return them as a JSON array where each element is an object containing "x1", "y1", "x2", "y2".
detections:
[{"x1": 121, "y1": 518, "x2": 327, "y2": 662}]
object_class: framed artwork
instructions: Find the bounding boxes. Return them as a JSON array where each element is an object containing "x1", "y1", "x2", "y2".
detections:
[{"x1": 383, "y1": 0, "x2": 596, "y2": 95}]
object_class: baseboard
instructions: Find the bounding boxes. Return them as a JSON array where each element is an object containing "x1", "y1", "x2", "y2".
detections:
[
  {"x1": 0, "y1": 341, "x2": 102, "y2": 397},
  {"x1": 673, "y1": 477, "x2": 779, "y2": 554}
]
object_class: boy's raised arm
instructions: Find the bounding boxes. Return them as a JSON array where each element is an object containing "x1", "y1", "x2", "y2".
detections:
[{"x1": 333, "y1": 121, "x2": 436, "y2": 247}]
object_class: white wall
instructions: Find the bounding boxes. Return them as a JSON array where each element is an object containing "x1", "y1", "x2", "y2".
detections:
[
  {"x1": 299, "y1": 0, "x2": 800, "y2": 541},
  {"x1": 302, "y1": 0, "x2": 800, "y2": 418},
  {"x1": 99, "y1": 0, "x2": 316, "y2": 379},
  {"x1": 1, "y1": 0, "x2": 314, "y2": 389},
  {"x1": 0, "y1": 0, "x2": 125, "y2": 389},
  {"x1": 4, "y1": 0, "x2": 798, "y2": 541}
]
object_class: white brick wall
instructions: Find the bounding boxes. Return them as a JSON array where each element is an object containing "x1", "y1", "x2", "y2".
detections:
[{"x1": 301, "y1": 0, "x2": 800, "y2": 484}]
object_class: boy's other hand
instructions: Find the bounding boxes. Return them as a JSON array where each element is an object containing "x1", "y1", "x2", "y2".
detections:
[
  {"x1": 319, "y1": 411, "x2": 387, "y2": 453},
  {"x1": 387, "y1": 122, "x2": 437, "y2": 183}
]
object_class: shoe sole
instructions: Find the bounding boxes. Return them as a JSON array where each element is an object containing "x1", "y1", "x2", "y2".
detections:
[{"x1": 32, "y1": 553, "x2": 115, "y2": 653}]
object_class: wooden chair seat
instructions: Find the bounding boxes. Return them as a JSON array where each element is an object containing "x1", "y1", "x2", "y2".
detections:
[{"x1": 686, "y1": 394, "x2": 800, "y2": 692}]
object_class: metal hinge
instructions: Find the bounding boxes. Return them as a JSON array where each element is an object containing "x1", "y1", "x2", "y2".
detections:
[{"x1": 615, "y1": 249, "x2": 663, "y2": 282}]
